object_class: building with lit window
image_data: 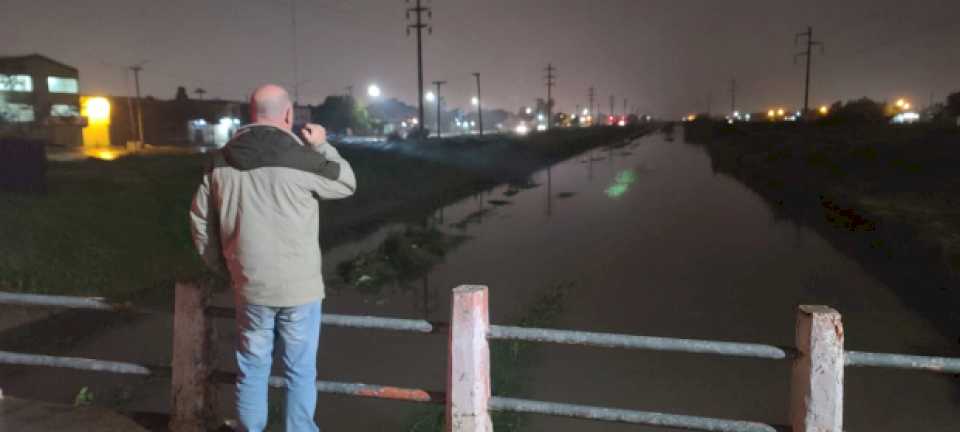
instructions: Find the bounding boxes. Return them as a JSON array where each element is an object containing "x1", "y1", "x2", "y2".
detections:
[{"x1": 0, "y1": 54, "x2": 83, "y2": 147}]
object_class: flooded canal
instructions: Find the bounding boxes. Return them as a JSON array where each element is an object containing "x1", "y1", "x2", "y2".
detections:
[
  {"x1": 2, "y1": 130, "x2": 956, "y2": 431},
  {"x1": 311, "y1": 130, "x2": 958, "y2": 430}
]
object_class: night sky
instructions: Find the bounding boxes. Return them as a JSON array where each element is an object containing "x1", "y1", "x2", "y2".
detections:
[{"x1": 3, "y1": 0, "x2": 958, "y2": 118}]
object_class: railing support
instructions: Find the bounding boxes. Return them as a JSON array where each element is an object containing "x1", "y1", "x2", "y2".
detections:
[
  {"x1": 446, "y1": 285, "x2": 493, "y2": 432},
  {"x1": 790, "y1": 305, "x2": 844, "y2": 432},
  {"x1": 170, "y1": 281, "x2": 217, "y2": 431}
]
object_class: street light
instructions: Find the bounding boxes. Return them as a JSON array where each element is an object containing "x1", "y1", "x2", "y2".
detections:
[
  {"x1": 425, "y1": 91, "x2": 436, "y2": 102},
  {"x1": 471, "y1": 97, "x2": 479, "y2": 106},
  {"x1": 367, "y1": 84, "x2": 382, "y2": 98}
]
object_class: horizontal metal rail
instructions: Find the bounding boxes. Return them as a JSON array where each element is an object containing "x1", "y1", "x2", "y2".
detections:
[
  {"x1": 205, "y1": 305, "x2": 438, "y2": 334},
  {"x1": 845, "y1": 350, "x2": 960, "y2": 374},
  {"x1": 0, "y1": 291, "x2": 150, "y2": 313},
  {"x1": 488, "y1": 325, "x2": 793, "y2": 360},
  {"x1": 0, "y1": 292, "x2": 438, "y2": 334},
  {"x1": 0, "y1": 350, "x2": 160, "y2": 376},
  {"x1": 489, "y1": 397, "x2": 779, "y2": 432},
  {"x1": 0, "y1": 349, "x2": 445, "y2": 405}
]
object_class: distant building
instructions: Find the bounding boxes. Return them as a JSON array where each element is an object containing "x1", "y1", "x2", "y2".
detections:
[
  {"x1": 103, "y1": 89, "x2": 310, "y2": 148},
  {"x1": 0, "y1": 54, "x2": 83, "y2": 147}
]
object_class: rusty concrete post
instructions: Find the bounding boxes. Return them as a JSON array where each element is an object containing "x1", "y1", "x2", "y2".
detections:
[
  {"x1": 446, "y1": 285, "x2": 493, "y2": 432},
  {"x1": 790, "y1": 305, "x2": 844, "y2": 432},
  {"x1": 170, "y1": 281, "x2": 217, "y2": 432}
]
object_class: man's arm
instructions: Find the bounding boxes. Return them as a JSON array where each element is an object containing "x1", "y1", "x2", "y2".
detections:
[
  {"x1": 301, "y1": 124, "x2": 357, "y2": 199},
  {"x1": 189, "y1": 172, "x2": 226, "y2": 273}
]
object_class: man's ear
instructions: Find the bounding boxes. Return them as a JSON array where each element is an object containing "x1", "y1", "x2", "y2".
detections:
[{"x1": 285, "y1": 106, "x2": 294, "y2": 127}]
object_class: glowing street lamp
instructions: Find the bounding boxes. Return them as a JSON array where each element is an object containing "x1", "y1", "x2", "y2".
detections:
[
  {"x1": 425, "y1": 91, "x2": 436, "y2": 102},
  {"x1": 776, "y1": 108, "x2": 785, "y2": 117},
  {"x1": 471, "y1": 96, "x2": 479, "y2": 106},
  {"x1": 767, "y1": 109, "x2": 776, "y2": 118},
  {"x1": 367, "y1": 84, "x2": 382, "y2": 98},
  {"x1": 525, "y1": 107, "x2": 533, "y2": 115},
  {"x1": 819, "y1": 105, "x2": 829, "y2": 115}
]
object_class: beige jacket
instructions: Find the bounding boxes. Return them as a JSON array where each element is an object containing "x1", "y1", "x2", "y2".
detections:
[{"x1": 190, "y1": 124, "x2": 356, "y2": 306}]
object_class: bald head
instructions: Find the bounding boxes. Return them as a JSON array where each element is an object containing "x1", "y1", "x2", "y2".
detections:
[{"x1": 250, "y1": 84, "x2": 293, "y2": 130}]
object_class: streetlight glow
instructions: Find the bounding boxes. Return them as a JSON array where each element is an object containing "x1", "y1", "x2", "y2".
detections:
[
  {"x1": 425, "y1": 91, "x2": 436, "y2": 102},
  {"x1": 367, "y1": 84, "x2": 381, "y2": 98},
  {"x1": 471, "y1": 97, "x2": 479, "y2": 106}
]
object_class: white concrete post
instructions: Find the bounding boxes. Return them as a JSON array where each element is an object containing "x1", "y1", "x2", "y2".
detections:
[
  {"x1": 790, "y1": 305, "x2": 844, "y2": 432},
  {"x1": 446, "y1": 285, "x2": 493, "y2": 432},
  {"x1": 169, "y1": 281, "x2": 217, "y2": 432}
]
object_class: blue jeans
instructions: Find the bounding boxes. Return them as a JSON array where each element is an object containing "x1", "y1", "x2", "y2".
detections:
[{"x1": 235, "y1": 300, "x2": 322, "y2": 432}]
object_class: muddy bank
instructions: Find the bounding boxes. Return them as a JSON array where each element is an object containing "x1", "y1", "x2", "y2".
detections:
[{"x1": 683, "y1": 120, "x2": 960, "y2": 345}]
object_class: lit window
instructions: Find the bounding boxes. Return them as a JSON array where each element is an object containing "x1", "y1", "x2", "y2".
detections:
[
  {"x1": 47, "y1": 76, "x2": 79, "y2": 94},
  {"x1": 51, "y1": 104, "x2": 80, "y2": 117},
  {"x1": 0, "y1": 74, "x2": 33, "y2": 92},
  {"x1": 1, "y1": 103, "x2": 36, "y2": 122}
]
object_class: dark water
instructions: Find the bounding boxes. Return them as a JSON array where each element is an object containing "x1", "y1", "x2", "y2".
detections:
[
  {"x1": 2, "y1": 131, "x2": 956, "y2": 431},
  {"x1": 313, "y1": 130, "x2": 958, "y2": 430}
]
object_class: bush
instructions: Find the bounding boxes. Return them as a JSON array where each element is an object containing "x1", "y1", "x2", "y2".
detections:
[{"x1": 0, "y1": 138, "x2": 47, "y2": 194}]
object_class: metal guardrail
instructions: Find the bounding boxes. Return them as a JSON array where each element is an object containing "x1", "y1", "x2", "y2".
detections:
[
  {"x1": 0, "y1": 350, "x2": 444, "y2": 405},
  {"x1": 845, "y1": 350, "x2": 960, "y2": 374},
  {"x1": 489, "y1": 397, "x2": 779, "y2": 432},
  {"x1": 3, "y1": 288, "x2": 960, "y2": 432},
  {"x1": 488, "y1": 325, "x2": 793, "y2": 360},
  {"x1": 0, "y1": 350, "x2": 158, "y2": 376},
  {"x1": 205, "y1": 305, "x2": 438, "y2": 334}
]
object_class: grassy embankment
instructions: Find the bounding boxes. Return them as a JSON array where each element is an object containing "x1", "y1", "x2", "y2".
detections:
[
  {"x1": 0, "y1": 126, "x2": 652, "y2": 302},
  {"x1": 683, "y1": 120, "x2": 960, "y2": 339}
]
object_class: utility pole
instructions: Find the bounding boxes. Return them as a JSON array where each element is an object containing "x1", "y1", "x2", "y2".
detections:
[
  {"x1": 406, "y1": 0, "x2": 432, "y2": 136},
  {"x1": 432, "y1": 80, "x2": 446, "y2": 138},
  {"x1": 544, "y1": 63, "x2": 556, "y2": 129},
  {"x1": 730, "y1": 79, "x2": 737, "y2": 114},
  {"x1": 588, "y1": 86, "x2": 595, "y2": 118},
  {"x1": 472, "y1": 72, "x2": 483, "y2": 136},
  {"x1": 623, "y1": 98, "x2": 627, "y2": 117},
  {"x1": 290, "y1": 0, "x2": 299, "y2": 105},
  {"x1": 345, "y1": 85, "x2": 354, "y2": 99},
  {"x1": 796, "y1": 26, "x2": 824, "y2": 117},
  {"x1": 130, "y1": 65, "x2": 144, "y2": 145},
  {"x1": 706, "y1": 92, "x2": 712, "y2": 117},
  {"x1": 609, "y1": 95, "x2": 614, "y2": 117}
]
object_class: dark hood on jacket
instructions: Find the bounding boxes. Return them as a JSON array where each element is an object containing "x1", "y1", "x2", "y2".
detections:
[{"x1": 209, "y1": 124, "x2": 341, "y2": 180}]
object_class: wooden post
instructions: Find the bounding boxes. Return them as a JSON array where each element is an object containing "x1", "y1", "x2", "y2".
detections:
[
  {"x1": 446, "y1": 285, "x2": 493, "y2": 432},
  {"x1": 790, "y1": 305, "x2": 844, "y2": 432},
  {"x1": 169, "y1": 281, "x2": 217, "y2": 431}
]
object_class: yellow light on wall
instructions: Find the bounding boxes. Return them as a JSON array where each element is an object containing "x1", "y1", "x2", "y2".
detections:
[
  {"x1": 81, "y1": 96, "x2": 112, "y2": 148},
  {"x1": 85, "y1": 97, "x2": 110, "y2": 122}
]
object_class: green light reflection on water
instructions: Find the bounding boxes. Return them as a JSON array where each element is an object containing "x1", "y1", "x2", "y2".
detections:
[{"x1": 605, "y1": 169, "x2": 637, "y2": 199}]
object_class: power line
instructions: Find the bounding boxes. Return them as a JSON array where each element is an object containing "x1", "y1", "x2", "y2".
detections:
[
  {"x1": 544, "y1": 63, "x2": 556, "y2": 129},
  {"x1": 406, "y1": 0, "x2": 432, "y2": 136},
  {"x1": 795, "y1": 26, "x2": 825, "y2": 117}
]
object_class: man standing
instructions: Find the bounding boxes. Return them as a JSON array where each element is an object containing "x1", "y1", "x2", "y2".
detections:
[{"x1": 190, "y1": 84, "x2": 356, "y2": 431}]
